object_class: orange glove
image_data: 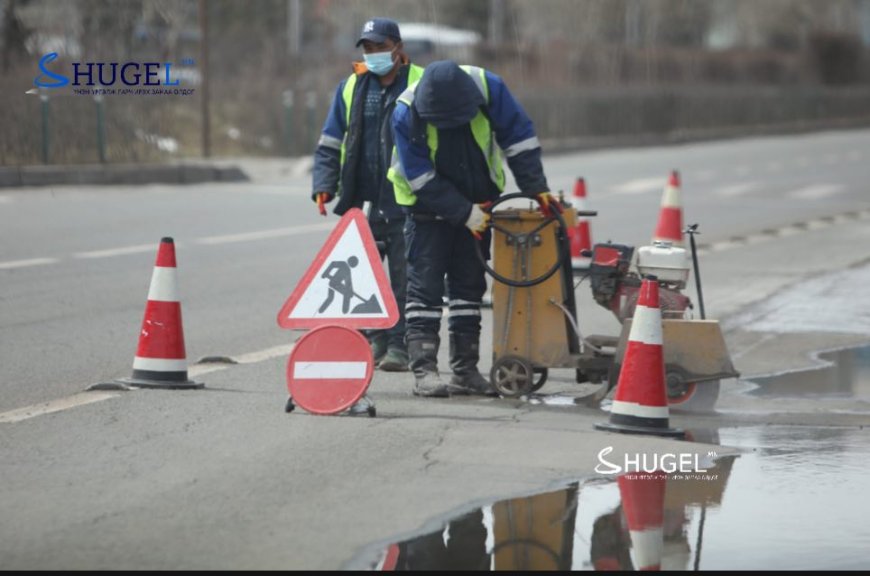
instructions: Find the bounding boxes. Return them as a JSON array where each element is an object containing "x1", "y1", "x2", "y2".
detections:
[
  {"x1": 536, "y1": 192, "x2": 563, "y2": 219},
  {"x1": 314, "y1": 192, "x2": 333, "y2": 216},
  {"x1": 465, "y1": 202, "x2": 492, "y2": 240}
]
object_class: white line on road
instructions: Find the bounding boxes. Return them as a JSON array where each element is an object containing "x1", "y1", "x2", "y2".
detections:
[
  {"x1": 789, "y1": 184, "x2": 844, "y2": 200},
  {"x1": 74, "y1": 243, "x2": 163, "y2": 259},
  {"x1": 0, "y1": 392, "x2": 120, "y2": 424},
  {"x1": 195, "y1": 223, "x2": 333, "y2": 245},
  {"x1": 715, "y1": 182, "x2": 759, "y2": 197},
  {"x1": 610, "y1": 177, "x2": 663, "y2": 195},
  {"x1": 0, "y1": 257, "x2": 58, "y2": 270},
  {"x1": 3, "y1": 342, "x2": 298, "y2": 424},
  {"x1": 0, "y1": 196, "x2": 13, "y2": 204},
  {"x1": 187, "y1": 343, "x2": 296, "y2": 377}
]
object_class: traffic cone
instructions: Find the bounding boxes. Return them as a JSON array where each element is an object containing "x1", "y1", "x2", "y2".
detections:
[
  {"x1": 652, "y1": 170, "x2": 684, "y2": 247},
  {"x1": 110, "y1": 238, "x2": 203, "y2": 390},
  {"x1": 618, "y1": 470, "x2": 667, "y2": 571},
  {"x1": 568, "y1": 177, "x2": 593, "y2": 270},
  {"x1": 595, "y1": 276, "x2": 683, "y2": 437}
]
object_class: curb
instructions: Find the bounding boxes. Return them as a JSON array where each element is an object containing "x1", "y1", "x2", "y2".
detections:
[{"x1": 0, "y1": 163, "x2": 249, "y2": 188}]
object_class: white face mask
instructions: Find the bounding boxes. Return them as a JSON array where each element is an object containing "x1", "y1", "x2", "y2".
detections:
[{"x1": 363, "y1": 49, "x2": 396, "y2": 76}]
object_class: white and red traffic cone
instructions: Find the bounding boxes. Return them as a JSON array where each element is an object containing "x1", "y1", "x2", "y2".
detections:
[
  {"x1": 595, "y1": 276, "x2": 683, "y2": 437},
  {"x1": 652, "y1": 170, "x2": 684, "y2": 247},
  {"x1": 568, "y1": 177, "x2": 593, "y2": 270},
  {"x1": 618, "y1": 470, "x2": 667, "y2": 571},
  {"x1": 111, "y1": 237, "x2": 203, "y2": 389}
]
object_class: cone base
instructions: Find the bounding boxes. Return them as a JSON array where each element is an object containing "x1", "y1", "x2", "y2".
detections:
[
  {"x1": 111, "y1": 376, "x2": 204, "y2": 390},
  {"x1": 594, "y1": 420, "x2": 685, "y2": 438}
]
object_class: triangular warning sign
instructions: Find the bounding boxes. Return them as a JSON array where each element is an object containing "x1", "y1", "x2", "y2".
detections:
[{"x1": 277, "y1": 208, "x2": 399, "y2": 330}]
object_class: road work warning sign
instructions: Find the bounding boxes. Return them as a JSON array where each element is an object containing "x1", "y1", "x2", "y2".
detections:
[{"x1": 277, "y1": 208, "x2": 399, "y2": 330}]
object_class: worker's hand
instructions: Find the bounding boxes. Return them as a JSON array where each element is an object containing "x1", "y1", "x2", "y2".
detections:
[
  {"x1": 314, "y1": 192, "x2": 334, "y2": 216},
  {"x1": 535, "y1": 192, "x2": 563, "y2": 219},
  {"x1": 464, "y1": 202, "x2": 492, "y2": 240}
]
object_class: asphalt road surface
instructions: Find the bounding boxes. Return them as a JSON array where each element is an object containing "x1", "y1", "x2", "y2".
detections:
[{"x1": 1, "y1": 128, "x2": 869, "y2": 569}]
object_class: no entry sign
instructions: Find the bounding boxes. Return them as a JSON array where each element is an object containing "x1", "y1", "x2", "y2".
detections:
[{"x1": 285, "y1": 325, "x2": 373, "y2": 415}]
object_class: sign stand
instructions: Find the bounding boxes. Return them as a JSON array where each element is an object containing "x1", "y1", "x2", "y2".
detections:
[{"x1": 277, "y1": 209, "x2": 399, "y2": 417}]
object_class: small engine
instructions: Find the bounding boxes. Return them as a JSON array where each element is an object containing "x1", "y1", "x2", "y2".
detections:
[{"x1": 588, "y1": 241, "x2": 692, "y2": 323}]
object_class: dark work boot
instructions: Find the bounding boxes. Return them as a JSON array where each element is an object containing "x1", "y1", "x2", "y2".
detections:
[
  {"x1": 447, "y1": 332, "x2": 498, "y2": 397},
  {"x1": 407, "y1": 336, "x2": 449, "y2": 398}
]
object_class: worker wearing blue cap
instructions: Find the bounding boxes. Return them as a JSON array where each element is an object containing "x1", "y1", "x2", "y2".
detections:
[{"x1": 312, "y1": 18, "x2": 424, "y2": 379}]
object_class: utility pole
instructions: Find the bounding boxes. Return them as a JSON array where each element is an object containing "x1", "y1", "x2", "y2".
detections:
[
  {"x1": 199, "y1": 0, "x2": 211, "y2": 158},
  {"x1": 287, "y1": 0, "x2": 301, "y2": 56},
  {"x1": 488, "y1": 0, "x2": 504, "y2": 46}
]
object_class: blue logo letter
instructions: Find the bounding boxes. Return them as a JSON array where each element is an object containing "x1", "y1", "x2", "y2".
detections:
[{"x1": 34, "y1": 53, "x2": 69, "y2": 88}]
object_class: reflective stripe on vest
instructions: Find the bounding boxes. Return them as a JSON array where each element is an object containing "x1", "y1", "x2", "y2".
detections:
[{"x1": 387, "y1": 65, "x2": 505, "y2": 207}]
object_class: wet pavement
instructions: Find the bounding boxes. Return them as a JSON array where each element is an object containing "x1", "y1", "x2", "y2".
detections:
[
  {"x1": 349, "y1": 345, "x2": 870, "y2": 571},
  {"x1": 355, "y1": 424, "x2": 869, "y2": 571}
]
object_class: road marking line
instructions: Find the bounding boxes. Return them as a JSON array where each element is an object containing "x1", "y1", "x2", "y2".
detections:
[
  {"x1": 789, "y1": 184, "x2": 843, "y2": 199},
  {"x1": 74, "y1": 243, "x2": 160, "y2": 258},
  {"x1": 0, "y1": 196, "x2": 13, "y2": 204},
  {"x1": 715, "y1": 182, "x2": 758, "y2": 197},
  {"x1": 195, "y1": 223, "x2": 333, "y2": 245},
  {"x1": 2, "y1": 343, "x2": 297, "y2": 424},
  {"x1": 610, "y1": 177, "x2": 663, "y2": 195},
  {"x1": 187, "y1": 343, "x2": 296, "y2": 377},
  {"x1": 0, "y1": 257, "x2": 58, "y2": 270},
  {"x1": 0, "y1": 392, "x2": 120, "y2": 424}
]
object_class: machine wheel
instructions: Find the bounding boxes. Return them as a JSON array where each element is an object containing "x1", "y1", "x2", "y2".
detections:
[
  {"x1": 667, "y1": 370, "x2": 720, "y2": 413},
  {"x1": 491, "y1": 355, "x2": 536, "y2": 397},
  {"x1": 531, "y1": 367, "x2": 548, "y2": 392}
]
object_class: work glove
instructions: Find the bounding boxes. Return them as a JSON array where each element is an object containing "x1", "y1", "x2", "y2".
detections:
[
  {"x1": 535, "y1": 191, "x2": 563, "y2": 219},
  {"x1": 464, "y1": 202, "x2": 492, "y2": 241},
  {"x1": 314, "y1": 192, "x2": 334, "y2": 216}
]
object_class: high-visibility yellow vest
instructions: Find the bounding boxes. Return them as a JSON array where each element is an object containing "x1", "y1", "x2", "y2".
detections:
[
  {"x1": 338, "y1": 64, "x2": 425, "y2": 169},
  {"x1": 387, "y1": 65, "x2": 506, "y2": 206}
]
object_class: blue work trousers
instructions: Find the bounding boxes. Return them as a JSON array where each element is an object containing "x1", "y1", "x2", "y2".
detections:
[{"x1": 403, "y1": 217, "x2": 490, "y2": 341}]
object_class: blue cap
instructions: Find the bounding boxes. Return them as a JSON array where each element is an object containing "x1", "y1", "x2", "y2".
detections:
[{"x1": 356, "y1": 18, "x2": 402, "y2": 47}]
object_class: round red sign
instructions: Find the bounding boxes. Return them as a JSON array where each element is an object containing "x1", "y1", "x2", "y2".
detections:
[{"x1": 285, "y1": 325, "x2": 373, "y2": 414}]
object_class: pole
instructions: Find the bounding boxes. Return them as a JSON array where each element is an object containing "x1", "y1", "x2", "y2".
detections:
[
  {"x1": 306, "y1": 90, "x2": 317, "y2": 151},
  {"x1": 287, "y1": 0, "x2": 301, "y2": 56},
  {"x1": 40, "y1": 92, "x2": 50, "y2": 164},
  {"x1": 685, "y1": 223, "x2": 706, "y2": 319},
  {"x1": 283, "y1": 90, "x2": 295, "y2": 156},
  {"x1": 199, "y1": 0, "x2": 211, "y2": 158},
  {"x1": 95, "y1": 93, "x2": 106, "y2": 163}
]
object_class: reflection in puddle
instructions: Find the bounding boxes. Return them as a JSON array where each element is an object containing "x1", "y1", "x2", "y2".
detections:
[
  {"x1": 745, "y1": 345, "x2": 870, "y2": 399},
  {"x1": 359, "y1": 425, "x2": 870, "y2": 570}
]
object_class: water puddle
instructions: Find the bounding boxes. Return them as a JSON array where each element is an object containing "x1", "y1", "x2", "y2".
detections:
[
  {"x1": 744, "y1": 345, "x2": 870, "y2": 400},
  {"x1": 352, "y1": 425, "x2": 870, "y2": 570}
]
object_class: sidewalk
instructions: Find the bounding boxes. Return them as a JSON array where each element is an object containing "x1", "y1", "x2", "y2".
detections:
[{"x1": 0, "y1": 155, "x2": 314, "y2": 188}]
